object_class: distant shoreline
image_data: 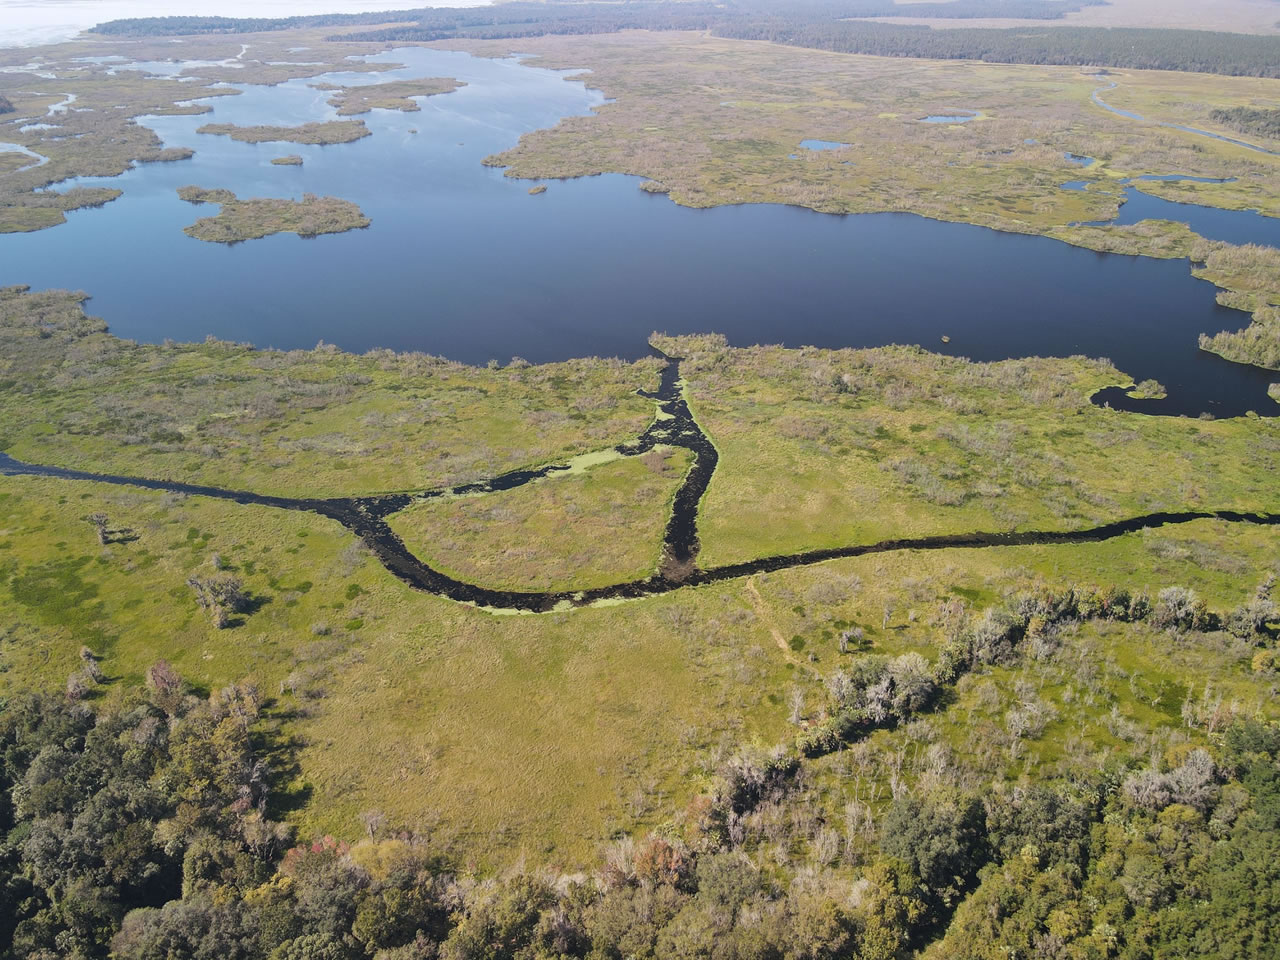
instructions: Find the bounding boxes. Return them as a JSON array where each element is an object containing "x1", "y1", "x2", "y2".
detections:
[{"x1": 0, "y1": 0, "x2": 491, "y2": 49}]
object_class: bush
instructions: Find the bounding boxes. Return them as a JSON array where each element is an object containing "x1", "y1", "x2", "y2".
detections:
[
  {"x1": 1151, "y1": 587, "x2": 1213, "y2": 633},
  {"x1": 1226, "y1": 598, "x2": 1277, "y2": 639}
]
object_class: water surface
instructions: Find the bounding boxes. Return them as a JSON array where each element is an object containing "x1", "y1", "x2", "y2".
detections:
[{"x1": 0, "y1": 47, "x2": 1277, "y2": 417}]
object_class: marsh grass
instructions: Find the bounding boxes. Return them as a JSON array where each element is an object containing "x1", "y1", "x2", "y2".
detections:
[
  {"x1": 1, "y1": 300, "x2": 1278, "y2": 864},
  {"x1": 388, "y1": 447, "x2": 692, "y2": 592},
  {"x1": 0, "y1": 286, "x2": 661, "y2": 498},
  {"x1": 646, "y1": 334, "x2": 1280, "y2": 568},
  {"x1": 0, "y1": 27, "x2": 397, "y2": 232}
]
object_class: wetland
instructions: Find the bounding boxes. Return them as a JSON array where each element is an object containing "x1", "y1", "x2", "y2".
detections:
[{"x1": 0, "y1": 45, "x2": 1278, "y2": 416}]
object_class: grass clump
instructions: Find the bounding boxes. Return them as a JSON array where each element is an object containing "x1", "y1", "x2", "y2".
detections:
[{"x1": 177, "y1": 185, "x2": 370, "y2": 242}]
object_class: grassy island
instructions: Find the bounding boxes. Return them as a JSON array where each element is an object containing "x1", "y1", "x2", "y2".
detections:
[
  {"x1": 271, "y1": 154, "x2": 304, "y2": 166},
  {"x1": 177, "y1": 186, "x2": 370, "y2": 242},
  {"x1": 318, "y1": 76, "x2": 464, "y2": 115},
  {"x1": 197, "y1": 119, "x2": 371, "y2": 145},
  {"x1": 1127, "y1": 378, "x2": 1169, "y2": 399}
]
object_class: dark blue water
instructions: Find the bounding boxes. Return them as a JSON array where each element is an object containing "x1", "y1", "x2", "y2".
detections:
[{"x1": 1, "y1": 48, "x2": 1276, "y2": 417}]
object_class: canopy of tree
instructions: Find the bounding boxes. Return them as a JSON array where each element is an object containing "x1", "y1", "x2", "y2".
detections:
[
  {"x1": 1210, "y1": 106, "x2": 1280, "y2": 140},
  {"x1": 4, "y1": 573, "x2": 1279, "y2": 959}
]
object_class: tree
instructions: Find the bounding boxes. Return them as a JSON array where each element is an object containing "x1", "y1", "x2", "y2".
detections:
[
  {"x1": 881, "y1": 790, "x2": 987, "y2": 902},
  {"x1": 187, "y1": 575, "x2": 249, "y2": 628},
  {"x1": 146, "y1": 660, "x2": 185, "y2": 716}
]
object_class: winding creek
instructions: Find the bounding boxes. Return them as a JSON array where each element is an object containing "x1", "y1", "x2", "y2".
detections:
[
  {"x1": 4, "y1": 50, "x2": 1280, "y2": 609},
  {"x1": 2, "y1": 349, "x2": 1278, "y2": 613},
  {"x1": 1091, "y1": 78, "x2": 1280, "y2": 158}
]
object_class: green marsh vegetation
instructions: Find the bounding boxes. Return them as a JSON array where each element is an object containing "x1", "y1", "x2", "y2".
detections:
[
  {"x1": 388, "y1": 447, "x2": 693, "y2": 592},
  {"x1": 177, "y1": 186, "x2": 371, "y2": 242},
  {"x1": 0, "y1": 286, "x2": 661, "y2": 498},
  {"x1": 2, "y1": 478, "x2": 1278, "y2": 957},
  {"x1": 648, "y1": 333, "x2": 1280, "y2": 569},
  {"x1": 2, "y1": 13, "x2": 1280, "y2": 956}
]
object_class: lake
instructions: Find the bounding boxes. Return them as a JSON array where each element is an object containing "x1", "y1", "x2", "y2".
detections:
[{"x1": 0, "y1": 46, "x2": 1276, "y2": 417}]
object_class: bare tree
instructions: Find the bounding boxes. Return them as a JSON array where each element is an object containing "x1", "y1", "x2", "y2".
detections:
[
  {"x1": 78, "y1": 645, "x2": 104, "y2": 683},
  {"x1": 146, "y1": 659, "x2": 185, "y2": 716},
  {"x1": 187, "y1": 574, "x2": 248, "y2": 629},
  {"x1": 87, "y1": 513, "x2": 109, "y2": 545},
  {"x1": 788, "y1": 687, "x2": 806, "y2": 726},
  {"x1": 359, "y1": 809, "x2": 387, "y2": 839}
]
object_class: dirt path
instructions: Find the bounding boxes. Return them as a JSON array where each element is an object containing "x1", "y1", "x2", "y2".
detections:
[{"x1": 746, "y1": 577, "x2": 805, "y2": 667}]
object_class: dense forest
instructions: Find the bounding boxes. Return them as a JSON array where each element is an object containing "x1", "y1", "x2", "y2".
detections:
[
  {"x1": 1209, "y1": 106, "x2": 1280, "y2": 141},
  {"x1": 4, "y1": 577, "x2": 1279, "y2": 959},
  {"x1": 713, "y1": 21, "x2": 1280, "y2": 77},
  {"x1": 88, "y1": 0, "x2": 1100, "y2": 37},
  {"x1": 90, "y1": 1, "x2": 1280, "y2": 78}
]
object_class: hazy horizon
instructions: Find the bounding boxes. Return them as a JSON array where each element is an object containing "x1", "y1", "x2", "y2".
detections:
[{"x1": 0, "y1": 0, "x2": 491, "y2": 47}]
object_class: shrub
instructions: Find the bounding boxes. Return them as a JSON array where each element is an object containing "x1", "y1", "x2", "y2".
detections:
[{"x1": 1151, "y1": 587, "x2": 1213, "y2": 633}]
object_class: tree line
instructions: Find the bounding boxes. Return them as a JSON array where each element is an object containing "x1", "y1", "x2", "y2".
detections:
[
  {"x1": 89, "y1": 1, "x2": 1280, "y2": 78},
  {"x1": 1209, "y1": 106, "x2": 1280, "y2": 140}
]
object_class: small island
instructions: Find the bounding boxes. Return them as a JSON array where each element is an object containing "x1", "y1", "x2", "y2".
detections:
[
  {"x1": 319, "y1": 77, "x2": 464, "y2": 115},
  {"x1": 177, "y1": 186, "x2": 370, "y2": 243},
  {"x1": 1126, "y1": 378, "x2": 1168, "y2": 400},
  {"x1": 271, "y1": 155, "x2": 304, "y2": 166},
  {"x1": 196, "y1": 120, "x2": 370, "y2": 145},
  {"x1": 528, "y1": 184, "x2": 547, "y2": 195},
  {"x1": 141, "y1": 146, "x2": 195, "y2": 163}
]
